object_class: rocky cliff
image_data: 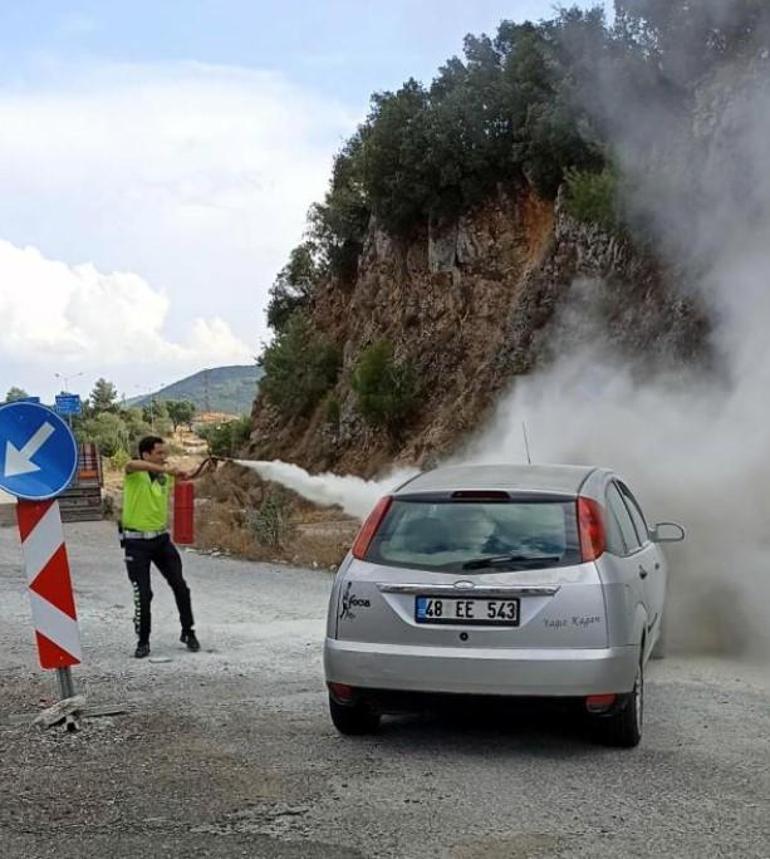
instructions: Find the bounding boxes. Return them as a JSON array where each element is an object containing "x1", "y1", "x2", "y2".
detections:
[{"x1": 248, "y1": 181, "x2": 708, "y2": 477}]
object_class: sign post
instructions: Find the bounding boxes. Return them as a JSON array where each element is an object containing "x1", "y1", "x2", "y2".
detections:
[{"x1": 0, "y1": 402, "x2": 81, "y2": 708}]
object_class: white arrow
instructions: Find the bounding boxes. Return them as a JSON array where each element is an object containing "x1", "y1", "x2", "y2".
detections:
[{"x1": 4, "y1": 422, "x2": 56, "y2": 478}]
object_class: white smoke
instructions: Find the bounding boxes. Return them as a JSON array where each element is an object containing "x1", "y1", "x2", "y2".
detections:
[
  {"x1": 234, "y1": 460, "x2": 418, "y2": 519},
  {"x1": 457, "y1": 40, "x2": 770, "y2": 658}
]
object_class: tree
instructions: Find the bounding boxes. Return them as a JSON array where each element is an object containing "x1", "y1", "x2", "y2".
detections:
[
  {"x1": 166, "y1": 400, "x2": 196, "y2": 431},
  {"x1": 4, "y1": 387, "x2": 29, "y2": 403},
  {"x1": 266, "y1": 242, "x2": 322, "y2": 332},
  {"x1": 259, "y1": 313, "x2": 341, "y2": 417},
  {"x1": 198, "y1": 415, "x2": 252, "y2": 457},
  {"x1": 90, "y1": 378, "x2": 118, "y2": 413},
  {"x1": 142, "y1": 399, "x2": 172, "y2": 435},
  {"x1": 351, "y1": 341, "x2": 419, "y2": 435}
]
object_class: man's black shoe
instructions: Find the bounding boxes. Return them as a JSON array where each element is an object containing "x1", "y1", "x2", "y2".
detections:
[
  {"x1": 135, "y1": 642, "x2": 150, "y2": 659},
  {"x1": 181, "y1": 630, "x2": 200, "y2": 652}
]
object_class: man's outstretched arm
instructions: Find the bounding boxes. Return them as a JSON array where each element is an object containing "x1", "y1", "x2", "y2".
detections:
[{"x1": 125, "y1": 460, "x2": 184, "y2": 477}]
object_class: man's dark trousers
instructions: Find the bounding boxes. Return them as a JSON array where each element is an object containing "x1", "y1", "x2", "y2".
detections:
[{"x1": 124, "y1": 534, "x2": 194, "y2": 644}]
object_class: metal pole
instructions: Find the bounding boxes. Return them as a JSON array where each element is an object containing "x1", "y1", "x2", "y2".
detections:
[{"x1": 56, "y1": 666, "x2": 76, "y2": 700}]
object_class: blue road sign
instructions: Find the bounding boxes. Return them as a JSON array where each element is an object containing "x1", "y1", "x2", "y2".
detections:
[
  {"x1": 0, "y1": 402, "x2": 78, "y2": 500},
  {"x1": 54, "y1": 394, "x2": 82, "y2": 416},
  {"x1": 17, "y1": 396, "x2": 41, "y2": 404}
]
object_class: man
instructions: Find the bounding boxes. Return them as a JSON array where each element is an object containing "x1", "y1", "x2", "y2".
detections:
[{"x1": 121, "y1": 435, "x2": 208, "y2": 659}]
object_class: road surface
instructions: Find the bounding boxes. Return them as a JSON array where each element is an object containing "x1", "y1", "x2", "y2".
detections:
[{"x1": 1, "y1": 521, "x2": 768, "y2": 858}]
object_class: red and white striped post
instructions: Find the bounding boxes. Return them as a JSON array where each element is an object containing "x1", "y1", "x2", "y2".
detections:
[{"x1": 16, "y1": 498, "x2": 82, "y2": 699}]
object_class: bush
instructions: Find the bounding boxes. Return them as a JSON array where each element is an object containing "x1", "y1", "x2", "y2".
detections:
[
  {"x1": 351, "y1": 341, "x2": 419, "y2": 434},
  {"x1": 109, "y1": 449, "x2": 130, "y2": 471},
  {"x1": 246, "y1": 487, "x2": 295, "y2": 548},
  {"x1": 259, "y1": 314, "x2": 341, "y2": 417},
  {"x1": 564, "y1": 167, "x2": 621, "y2": 231},
  {"x1": 198, "y1": 415, "x2": 252, "y2": 458},
  {"x1": 323, "y1": 394, "x2": 341, "y2": 429}
]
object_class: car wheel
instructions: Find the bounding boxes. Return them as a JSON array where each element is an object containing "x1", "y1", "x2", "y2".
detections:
[
  {"x1": 328, "y1": 694, "x2": 381, "y2": 735},
  {"x1": 597, "y1": 660, "x2": 643, "y2": 748}
]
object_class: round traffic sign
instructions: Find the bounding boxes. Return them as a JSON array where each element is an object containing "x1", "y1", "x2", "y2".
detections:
[{"x1": 0, "y1": 402, "x2": 79, "y2": 500}]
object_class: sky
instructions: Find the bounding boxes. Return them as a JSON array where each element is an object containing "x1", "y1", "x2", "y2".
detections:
[{"x1": 0, "y1": 1, "x2": 607, "y2": 403}]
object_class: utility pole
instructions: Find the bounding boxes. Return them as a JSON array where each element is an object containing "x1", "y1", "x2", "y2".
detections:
[{"x1": 54, "y1": 371, "x2": 84, "y2": 394}]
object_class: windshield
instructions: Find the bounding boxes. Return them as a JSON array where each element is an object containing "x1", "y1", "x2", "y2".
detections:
[{"x1": 364, "y1": 498, "x2": 581, "y2": 572}]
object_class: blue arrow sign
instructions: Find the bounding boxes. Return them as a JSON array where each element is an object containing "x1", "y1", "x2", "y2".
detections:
[{"x1": 0, "y1": 402, "x2": 78, "y2": 500}]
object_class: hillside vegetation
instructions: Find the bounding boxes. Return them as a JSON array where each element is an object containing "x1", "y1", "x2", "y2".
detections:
[
  {"x1": 130, "y1": 365, "x2": 262, "y2": 416},
  {"x1": 250, "y1": 2, "x2": 767, "y2": 473}
]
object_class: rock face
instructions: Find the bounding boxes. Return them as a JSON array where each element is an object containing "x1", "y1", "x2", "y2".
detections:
[{"x1": 249, "y1": 183, "x2": 707, "y2": 476}]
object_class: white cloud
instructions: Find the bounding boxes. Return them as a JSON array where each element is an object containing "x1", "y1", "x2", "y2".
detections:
[
  {"x1": 0, "y1": 239, "x2": 252, "y2": 396},
  {"x1": 0, "y1": 60, "x2": 356, "y2": 397}
]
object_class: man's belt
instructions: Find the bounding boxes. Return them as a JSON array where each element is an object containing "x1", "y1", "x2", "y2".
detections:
[{"x1": 122, "y1": 529, "x2": 168, "y2": 540}]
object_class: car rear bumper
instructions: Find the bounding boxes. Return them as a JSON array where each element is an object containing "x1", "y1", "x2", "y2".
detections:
[{"x1": 324, "y1": 638, "x2": 639, "y2": 697}]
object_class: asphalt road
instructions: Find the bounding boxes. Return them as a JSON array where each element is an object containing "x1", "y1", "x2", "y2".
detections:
[{"x1": 1, "y1": 521, "x2": 768, "y2": 859}]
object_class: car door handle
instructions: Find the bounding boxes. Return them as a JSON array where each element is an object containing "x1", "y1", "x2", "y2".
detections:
[{"x1": 638, "y1": 565, "x2": 649, "y2": 579}]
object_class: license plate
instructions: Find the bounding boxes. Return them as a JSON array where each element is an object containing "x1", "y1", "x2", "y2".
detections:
[{"x1": 415, "y1": 596, "x2": 520, "y2": 626}]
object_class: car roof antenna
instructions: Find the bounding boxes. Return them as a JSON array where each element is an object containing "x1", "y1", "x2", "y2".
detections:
[{"x1": 522, "y1": 421, "x2": 533, "y2": 465}]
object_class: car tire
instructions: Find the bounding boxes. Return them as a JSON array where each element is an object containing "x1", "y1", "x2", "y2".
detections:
[
  {"x1": 597, "y1": 660, "x2": 643, "y2": 748},
  {"x1": 328, "y1": 695, "x2": 381, "y2": 735}
]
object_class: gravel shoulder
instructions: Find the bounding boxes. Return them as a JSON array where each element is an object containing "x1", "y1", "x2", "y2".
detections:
[{"x1": 1, "y1": 521, "x2": 768, "y2": 859}]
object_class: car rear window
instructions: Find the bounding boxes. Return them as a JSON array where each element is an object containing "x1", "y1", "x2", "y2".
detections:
[{"x1": 364, "y1": 498, "x2": 581, "y2": 572}]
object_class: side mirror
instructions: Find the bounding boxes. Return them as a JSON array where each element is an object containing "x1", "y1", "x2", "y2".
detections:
[{"x1": 649, "y1": 522, "x2": 685, "y2": 543}]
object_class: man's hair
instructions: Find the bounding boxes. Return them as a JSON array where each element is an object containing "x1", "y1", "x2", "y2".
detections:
[{"x1": 138, "y1": 435, "x2": 165, "y2": 459}]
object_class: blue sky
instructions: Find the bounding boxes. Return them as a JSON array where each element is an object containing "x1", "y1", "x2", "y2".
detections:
[{"x1": 0, "y1": 1, "x2": 607, "y2": 401}]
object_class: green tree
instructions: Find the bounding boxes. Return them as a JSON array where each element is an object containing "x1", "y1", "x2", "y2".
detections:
[
  {"x1": 307, "y1": 135, "x2": 371, "y2": 282},
  {"x1": 614, "y1": 1, "x2": 766, "y2": 85},
  {"x1": 90, "y1": 378, "x2": 118, "y2": 413},
  {"x1": 166, "y1": 400, "x2": 196, "y2": 431},
  {"x1": 141, "y1": 399, "x2": 172, "y2": 435},
  {"x1": 76, "y1": 411, "x2": 127, "y2": 457},
  {"x1": 198, "y1": 415, "x2": 252, "y2": 457},
  {"x1": 266, "y1": 242, "x2": 322, "y2": 332},
  {"x1": 4, "y1": 386, "x2": 30, "y2": 403},
  {"x1": 351, "y1": 341, "x2": 419, "y2": 435},
  {"x1": 259, "y1": 314, "x2": 341, "y2": 418}
]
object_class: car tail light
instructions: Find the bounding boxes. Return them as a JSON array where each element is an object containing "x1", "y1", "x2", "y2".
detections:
[
  {"x1": 585, "y1": 693, "x2": 616, "y2": 713},
  {"x1": 328, "y1": 682, "x2": 355, "y2": 702},
  {"x1": 577, "y1": 497, "x2": 606, "y2": 562},
  {"x1": 351, "y1": 495, "x2": 393, "y2": 560}
]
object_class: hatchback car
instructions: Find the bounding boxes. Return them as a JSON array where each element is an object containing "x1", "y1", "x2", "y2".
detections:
[{"x1": 324, "y1": 464, "x2": 684, "y2": 747}]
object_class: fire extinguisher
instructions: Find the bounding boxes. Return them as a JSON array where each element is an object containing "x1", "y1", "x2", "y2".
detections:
[{"x1": 173, "y1": 480, "x2": 195, "y2": 545}]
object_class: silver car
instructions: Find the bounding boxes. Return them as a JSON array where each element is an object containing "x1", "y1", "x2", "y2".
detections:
[{"x1": 324, "y1": 464, "x2": 684, "y2": 747}]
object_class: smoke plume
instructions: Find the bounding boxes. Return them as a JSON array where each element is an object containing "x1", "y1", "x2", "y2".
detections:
[{"x1": 459, "y1": 23, "x2": 770, "y2": 659}]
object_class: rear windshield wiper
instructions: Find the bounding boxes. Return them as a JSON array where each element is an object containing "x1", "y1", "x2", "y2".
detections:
[{"x1": 462, "y1": 554, "x2": 561, "y2": 571}]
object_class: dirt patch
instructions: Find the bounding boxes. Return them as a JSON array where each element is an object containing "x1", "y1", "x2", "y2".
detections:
[{"x1": 194, "y1": 461, "x2": 359, "y2": 569}]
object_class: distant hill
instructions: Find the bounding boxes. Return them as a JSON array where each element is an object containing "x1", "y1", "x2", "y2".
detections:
[{"x1": 128, "y1": 365, "x2": 263, "y2": 416}]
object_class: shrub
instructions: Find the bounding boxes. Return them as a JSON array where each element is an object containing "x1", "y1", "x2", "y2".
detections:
[
  {"x1": 247, "y1": 487, "x2": 296, "y2": 548},
  {"x1": 198, "y1": 415, "x2": 252, "y2": 458},
  {"x1": 351, "y1": 341, "x2": 419, "y2": 434},
  {"x1": 564, "y1": 167, "x2": 621, "y2": 232},
  {"x1": 323, "y1": 394, "x2": 341, "y2": 429},
  {"x1": 109, "y1": 449, "x2": 130, "y2": 471},
  {"x1": 259, "y1": 314, "x2": 341, "y2": 417}
]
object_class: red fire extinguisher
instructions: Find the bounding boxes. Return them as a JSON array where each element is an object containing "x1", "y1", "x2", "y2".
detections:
[{"x1": 173, "y1": 480, "x2": 195, "y2": 545}]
